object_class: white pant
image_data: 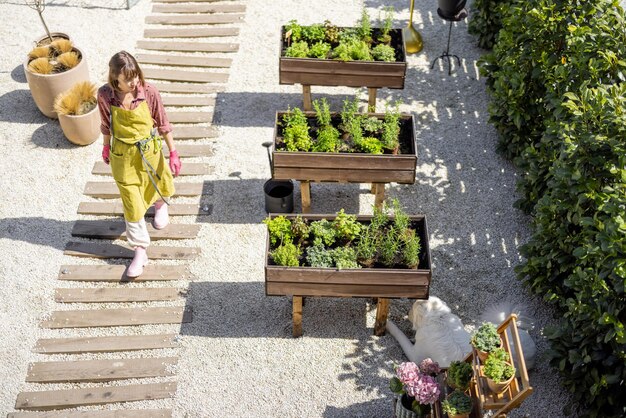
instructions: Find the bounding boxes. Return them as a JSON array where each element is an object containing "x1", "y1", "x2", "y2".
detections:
[{"x1": 126, "y1": 219, "x2": 150, "y2": 248}]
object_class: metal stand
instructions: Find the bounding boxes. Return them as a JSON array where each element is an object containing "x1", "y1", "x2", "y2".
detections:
[{"x1": 431, "y1": 8, "x2": 468, "y2": 75}]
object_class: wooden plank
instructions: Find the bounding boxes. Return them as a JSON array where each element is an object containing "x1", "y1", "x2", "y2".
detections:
[
  {"x1": 138, "y1": 40, "x2": 238, "y2": 53},
  {"x1": 137, "y1": 54, "x2": 231, "y2": 69},
  {"x1": 163, "y1": 143, "x2": 213, "y2": 156},
  {"x1": 144, "y1": 27, "x2": 239, "y2": 38},
  {"x1": 167, "y1": 111, "x2": 214, "y2": 123},
  {"x1": 92, "y1": 161, "x2": 214, "y2": 175},
  {"x1": 41, "y1": 307, "x2": 192, "y2": 329},
  {"x1": 26, "y1": 357, "x2": 178, "y2": 383},
  {"x1": 273, "y1": 167, "x2": 415, "y2": 184},
  {"x1": 300, "y1": 181, "x2": 311, "y2": 214},
  {"x1": 57, "y1": 265, "x2": 193, "y2": 282},
  {"x1": 72, "y1": 220, "x2": 200, "y2": 240},
  {"x1": 265, "y1": 266, "x2": 430, "y2": 286},
  {"x1": 55, "y1": 287, "x2": 182, "y2": 303},
  {"x1": 374, "y1": 182, "x2": 385, "y2": 208},
  {"x1": 84, "y1": 182, "x2": 204, "y2": 198},
  {"x1": 280, "y1": 70, "x2": 404, "y2": 89},
  {"x1": 153, "y1": 3, "x2": 245, "y2": 13},
  {"x1": 145, "y1": 14, "x2": 244, "y2": 25},
  {"x1": 143, "y1": 68, "x2": 229, "y2": 83},
  {"x1": 162, "y1": 95, "x2": 217, "y2": 106},
  {"x1": 8, "y1": 409, "x2": 172, "y2": 418},
  {"x1": 374, "y1": 298, "x2": 390, "y2": 336},
  {"x1": 15, "y1": 382, "x2": 177, "y2": 410},
  {"x1": 154, "y1": 0, "x2": 236, "y2": 2},
  {"x1": 292, "y1": 296, "x2": 302, "y2": 338},
  {"x1": 64, "y1": 242, "x2": 200, "y2": 260},
  {"x1": 77, "y1": 202, "x2": 212, "y2": 216},
  {"x1": 266, "y1": 282, "x2": 429, "y2": 298},
  {"x1": 152, "y1": 82, "x2": 224, "y2": 94},
  {"x1": 272, "y1": 151, "x2": 417, "y2": 170},
  {"x1": 33, "y1": 334, "x2": 180, "y2": 354},
  {"x1": 174, "y1": 126, "x2": 219, "y2": 139}
]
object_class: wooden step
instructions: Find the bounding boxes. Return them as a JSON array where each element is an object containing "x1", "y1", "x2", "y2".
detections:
[
  {"x1": 154, "y1": 0, "x2": 237, "y2": 2},
  {"x1": 144, "y1": 68, "x2": 228, "y2": 83},
  {"x1": 167, "y1": 111, "x2": 214, "y2": 123},
  {"x1": 137, "y1": 54, "x2": 231, "y2": 69},
  {"x1": 58, "y1": 265, "x2": 193, "y2": 282},
  {"x1": 41, "y1": 307, "x2": 192, "y2": 328},
  {"x1": 138, "y1": 40, "x2": 238, "y2": 53},
  {"x1": 152, "y1": 82, "x2": 224, "y2": 94},
  {"x1": 174, "y1": 126, "x2": 219, "y2": 139},
  {"x1": 26, "y1": 357, "x2": 178, "y2": 383},
  {"x1": 64, "y1": 242, "x2": 200, "y2": 260},
  {"x1": 144, "y1": 27, "x2": 239, "y2": 38},
  {"x1": 77, "y1": 202, "x2": 212, "y2": 216},
  {"x1": 8, "y1": 409, "x2": 172, "y2": 418},
  {"x1": 15, "y1": 382, "x2": 177, "y2": 410},
  {"x1": 72, "y1": 220, "x2": 201, "y2": 240},
  {"x1": 33, "y1": 334, "x2": 180, "y2": 354},
  {"x1": 145, "y1": 13, "x2": 244, "y2": 25},
  {"x1": 162, "y1": 95, "x2": 217, "y2": 107},
  {"x1": 92, "y1": 161, "x2": 214, "y2": 175},
  {"x1": 55, "y1": 287, "x2": 182, "y2": 303},
  {"x1": 164, "y1": 143, "x2": 214, "y2": 156},
  {"x1": 83, "y1": 182, "x2": 204, "y2": 199},
  {"x1": 153, "y1": 3, "x2": 245, "y2": 13}
]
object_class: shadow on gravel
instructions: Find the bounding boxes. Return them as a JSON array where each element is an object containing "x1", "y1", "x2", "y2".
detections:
[
  {"x1": 0, "y1": 89, "x2": 48, "y2": 124},
  {"x1": 11, "y1": 64, "x2": 26, "y2": 83},
  {"x1": 31, "y1": 122, "x2": 75, "y2": 149},
  {"x1": 3, "y1": 0, "x2": 132, "y2": 10},
  {"x1": 323, "y1": 398, "x2": 392, "y2": 418},
  {"x1": 0, "y1": 217, "x2": 72, "y2": 251}
]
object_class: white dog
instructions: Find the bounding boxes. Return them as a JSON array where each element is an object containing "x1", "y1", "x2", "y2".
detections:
[{"x1": 386, "y1": 296, "x2": 472, "y2": 367}]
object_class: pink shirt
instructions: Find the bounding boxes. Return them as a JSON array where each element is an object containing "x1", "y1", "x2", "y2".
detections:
[{"x1": 97, "y1": 82, "x2": 172, "y2": 136}]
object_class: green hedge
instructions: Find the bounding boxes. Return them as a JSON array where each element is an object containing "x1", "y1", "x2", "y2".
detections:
[
  {"x1": 467, "y1": 0, "x2": 510, "y2": 49},
  {"x1": 475, "y1": 0, "x2": 626, "y2": 416}
]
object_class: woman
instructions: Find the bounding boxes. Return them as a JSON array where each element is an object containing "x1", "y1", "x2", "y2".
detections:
[{"x1": 98, "y1": 51, "x2": 182, "y2": 278}]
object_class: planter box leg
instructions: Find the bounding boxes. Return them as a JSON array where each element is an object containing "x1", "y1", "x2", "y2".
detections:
[
  {"x1": 368, "y1": 87, "x2": 377, "y2": 112},
  {"x1": 302, "y1": 85, "x2": 312, "y2": 111},
  {"x1": 370, "y1": 184, "x2": 376, "y2": 194},
  {"x1": 373, "y1": 183, "x2": 386, "y2": 208},
  {"x1": 293, "y1": 296, "x2": 303, "y2": 337},
  {"x1": 300, "y1": 181, "x2": 311, "y2": 213},
  {"x1": 374, "y1": 298, "x2": 390, "y2": 336}
]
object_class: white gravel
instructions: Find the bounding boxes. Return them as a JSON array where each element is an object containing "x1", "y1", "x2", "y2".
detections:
[{"x1": 0, "y1": 0, "x2": 577, "y2": 417}]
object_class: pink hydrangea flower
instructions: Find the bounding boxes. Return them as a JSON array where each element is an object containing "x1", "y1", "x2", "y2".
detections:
[
  {"x1": 418, "y1": 358, "x2": 441, "y2": 376},
  {"x1": 395, "y1": 362, "x2": 420, "y2": 385},
  {"x1": 407, "y1": 374, "x2": 441, "y2": 404}
]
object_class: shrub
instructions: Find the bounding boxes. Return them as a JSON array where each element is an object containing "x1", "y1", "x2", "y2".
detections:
[
  {"x1": 310, "y1": 219, "x2": 336, "y2": 247},
  {"x1": 305, "y1": 244, "x2": 334, "y2": 268},
  {"x1": 331, "y1": 209, "x2": 362, "y2": 242},
  {"x1": 271, "y1": 241, "x2": 301, "y2": 267},
  {"x1": 467, "y1": 0, "x2": 511, "y2": 49},
  {"x1": 442, "y1": 390, "x2": 472, "y2": 416},
  {"x1": 447, "y1": 361, "x2": 473, "y2": 391},
  {"x1": 371, "y1": 44, "x2": 396, "y2": 62},
  {"x1": 308, "y1": 41, "x2": 331, "y2": 59},
  {"x1": 263, "y1": 215, "x2": 293, "y2": 246},
  {"x1": 284, "y1": 40, "x2": 309, "y2": 58},
  {"x1": 471, "y1": 322, "x2": 501, "y2": 353}
]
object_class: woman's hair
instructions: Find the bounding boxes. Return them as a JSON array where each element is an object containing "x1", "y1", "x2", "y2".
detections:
[{"x1": 108, "y1": 51, "x2": 145, "y2": 91}]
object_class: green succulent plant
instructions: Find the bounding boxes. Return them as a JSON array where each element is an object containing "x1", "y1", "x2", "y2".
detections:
[
  {"x1": 442, "y1": 390, "x2": 472, "y2": 415},
  {"x1": 447, "y1": 361, "x2": 473, "y2": 391},
  {"x1": 471, "y1": 322, "x2": 501, "y2": 353}
]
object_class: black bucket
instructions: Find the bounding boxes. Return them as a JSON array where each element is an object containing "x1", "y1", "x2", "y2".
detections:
[{"x1": 264, "y1": 179, "x2": 294, "y2": 213}]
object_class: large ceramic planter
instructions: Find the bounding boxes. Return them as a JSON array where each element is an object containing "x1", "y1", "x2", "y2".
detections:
[
  {"x1": 264, "y1": 214, "x2": 432, "y2": 299},
  {"x1": 279, "y1": 27, "x2": 407, "y2": 89},
  {"x1": 24, "y1": 45, "x2": 89, "y2": 119},
  {"x1": 58, "y1": 105, "x2": 101, "y2": 146},
  {"x1": 271, "y1": 112, "x2": 416, "y2": 184},
  {"x1": 34, "y1": 32, "x2": 70, "y2": 46}
]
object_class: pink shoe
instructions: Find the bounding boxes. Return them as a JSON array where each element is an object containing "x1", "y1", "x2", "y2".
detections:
[
  {"x1": 153, "y1": 200, "x2": 169, "y2": 230},
  {"x1": 127, "y1": 246, "x2": 148, "y2": 278}
]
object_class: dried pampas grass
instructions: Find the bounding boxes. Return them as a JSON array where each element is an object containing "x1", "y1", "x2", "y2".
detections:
[
  {"x1": 28, "y1": 57, "x2": 54, "y2": 74},
  {"x1": 28, "y1": 46, "x2": 50, "y2": 60},
  {"x1": 49, "y1": 39, "x2": 73, "y2": 54},
  {"x1": 54, "y1": 81, "x2": 98, "y2": 116},
  {"x1": 56, "y1": 52, "x2": 80, "y2": 70}
]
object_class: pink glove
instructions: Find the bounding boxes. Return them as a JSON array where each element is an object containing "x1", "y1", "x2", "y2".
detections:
[
  {"x1": 169, "y1": 150, "x2": 181, "y2": 177},
  {"x1": 102, "y1": 144, "x2": 110, "y2": 165}
]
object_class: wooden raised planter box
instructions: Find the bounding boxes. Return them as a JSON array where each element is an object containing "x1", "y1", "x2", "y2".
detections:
[
  {"x1": 279, "y1": 27, "x2": 407, "y2": 89},
  {"x1": 264, "y1": 213, "x2": 432, "y2": 337}
]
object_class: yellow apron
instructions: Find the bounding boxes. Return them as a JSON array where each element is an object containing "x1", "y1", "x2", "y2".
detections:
[{"x1": 109, "y1": 101, "x2": 175, "y2": 222}]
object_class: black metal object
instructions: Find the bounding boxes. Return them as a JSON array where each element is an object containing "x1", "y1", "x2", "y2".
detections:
[{"x1": 430, "y1": 8, "x2": 468, "y2": 75}]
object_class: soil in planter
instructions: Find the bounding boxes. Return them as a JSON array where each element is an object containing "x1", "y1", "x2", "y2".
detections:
[{"x1": 276, "y1": 114, "x2": 413, "y2": 155}]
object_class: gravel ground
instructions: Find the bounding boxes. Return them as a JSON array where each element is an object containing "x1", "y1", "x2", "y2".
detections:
[{"x1": 0, "y1": 0, "x2": 582, "y2": 416}]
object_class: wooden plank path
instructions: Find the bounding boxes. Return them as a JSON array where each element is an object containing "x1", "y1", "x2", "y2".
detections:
[
  {"x1": 84, "y1": 182, "x2": 204, "y2": 198},
  {"x1": 152, "y1": 3, "x2": 245, "y2": 13},
  {"x1": 41, "y1": 307, "x2": 192, "y2": 329},
  {"x1": 145, "y1": 13, "x2": 244, "y2": 25},
  {"x1": 162, "y1": 95, "x2": 217, "y2": 106},
  {"x1": 137, "y1": 53, "x2": 232, "y2": 69},
  {"x1": 152, "y1": 82, "x2": 225, "y2": 94},
  {"x1": 8, "y1": 410, "x2": 172, "y2": 418},
  {"x1": 144, "y1": 67, "x2": 228, "y2": 83},
  {"x1": 167, "y1": 111, "x2": 214, "y2": 123},
  {"x1": 58, "y1": 265, "x2": 194, "y2": 282},
  {"x1": 33, "y1": 334, "x2": 180, "y2": 354},
  {"x1": 72, "y1": 220, "x2": 201, "y2": 240},
  {"x1": 15, "y1": 382, "x2": 177, "y2": 410},
  {"x1": 163, "y1": 143, "x2": 214, "y2": 157},
  {"x1": 144, "y1": 27, "x2": 239, "y2": 38},
  {"x1": 138, "y1": 40, "x2": 239, "y2": 53},
  {"x1": 77, "y1": 202, "x2": 212, "y2": 216},
  {"x1": 64, "y1": 242, "x2": 201, "y2": 260},
  {"x1": 92, "y1": 161, "x2": 214, "y2": 175},
  {"x1": 26, "y1": 357, "x2": 178, "y2": 383},
  {"x1": 55, "y1": 287, "x2": 182, "y2": 303}
]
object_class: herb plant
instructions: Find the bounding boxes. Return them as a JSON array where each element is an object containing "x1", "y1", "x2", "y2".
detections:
[
  {"x1": 484, "y1": 350, "x2": 515, "y2": 383},
  {"x1": 471, "y1": 322, "x2": 501, "y2": 353},
  {"x1": 305, "y1": 244, "x2": 334, "y2": 268},
  {"x1": 284, "y1": 41, "x2": 309, "y2": 58},
  {"x1": 361, "y1": 116, "x2": 383, "y2": 134},
  {"x1": 354, "y1": 136, "x2": 383, "y2": 154},
  {"x1": 331, "y1": 209, "x2": 362, "y2": 242},
  {"x1": 271, "y1": 241, "x2": 301, "y2": 267},
  {"x1": 282, "y1": 107, "x2": 312, "y2": 151},
  {"x1": 332, "y1": 247, "x2": 360, "y2": 269},
  {"x1": 310, "y1": 219, "x2": 336, "y2": 247},
  {"x1": 371, "y1": 44, "x2": 396, "y2": 62},
  {"x1": 381, "y1": 103, "x2": 401, "y2": 152},
  {"x1": 323, "y1": 20, "x2": 340, "y2": 43},
  {"x1": 291, "y1": 215, "x2": 310, "y2": 244},
  {"x1": 442, "y1": 390, "x2": 472, "y2": 416},
  {"x1": 447, "y1": 361, "x2": 473, "y2": 391},
  {"x1": 379, "y1": 6, "x2": 394, "y2": 44},
  {"x1": 308, "y1": 41, "x2": 331, "y2": 59},
  {"x1": 400, "y1": 228, "x2": 421, "y2": 269},
  {"x1": 263, "y1": 216, "x2": 293, "y2": 246},
  {"x1": 357, "y1": 8, "x2": 372, "y2": 43},
  {"x1": 301, "y1": 24, "x2": 325, "y2": 43}
]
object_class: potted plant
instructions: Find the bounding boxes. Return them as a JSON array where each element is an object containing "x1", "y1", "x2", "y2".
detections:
[
  {"x1": 446, "y1": 360, "x2": 473, "y2": 391},
  {"x1": 24, "y1": 38, "x2": 90, "y2": 119},
  {"x1": 470, "y1": 322, "x2": 501, "y2": 362},
  {"x1": 482, "y1": 348, "x2": 516, "y2": 394},
  {"x1": 390, "y1": 361, "x2": 441, "y2": 417},
  {"x1": 54, "y1": 81, "x2": 100, "y2": 145},
  {"x1": 441, "y1": 390, "x2": 472, "y2": 418},
  {"x1": 279, "y1": 9, "x2": 407, "y2": 89},
  {"x1": 271, "y1": 97, "x2": 417, "y2": 184}
]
